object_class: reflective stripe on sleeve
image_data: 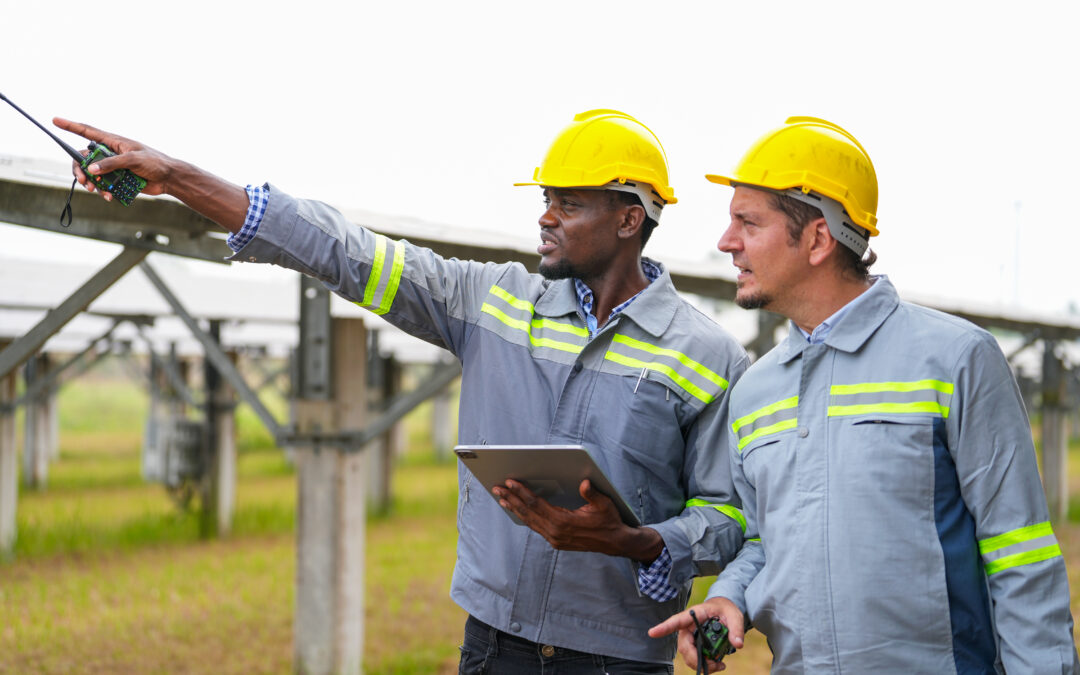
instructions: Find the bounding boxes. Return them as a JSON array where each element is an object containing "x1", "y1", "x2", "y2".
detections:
[
  {"x1": 686, "y1": 498, "x2": 746, "y2": 533},
  {"x1": 979, "y1": 521, "x2": 1063, "y2": 575},
  {"x1": 355, "y1": 234, "x2": 407, "y2": 315}
]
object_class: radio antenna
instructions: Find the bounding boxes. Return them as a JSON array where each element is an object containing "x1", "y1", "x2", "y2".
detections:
[{"x1": 0, "y1": 91, "x2": 91, "y2": 164}]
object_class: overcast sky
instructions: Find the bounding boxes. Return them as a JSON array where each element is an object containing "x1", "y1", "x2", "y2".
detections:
[{"x1": 2, "y1": 0, "x2": 1078, "y2": 317}]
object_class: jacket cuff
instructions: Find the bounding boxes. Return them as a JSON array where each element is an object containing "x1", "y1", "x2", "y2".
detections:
[
  {"x1": 649, "y1": 520, "x2": 695, "y2": 587},
  {"x1": 228, "y1": 183, "x2": 300, "y2": 264}
]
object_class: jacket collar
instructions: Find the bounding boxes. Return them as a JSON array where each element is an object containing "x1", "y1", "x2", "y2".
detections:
[
  {"x1": 778, "y1": 275, "x2": 899, "y2": 364},
  {"x1": 533, "y1": 258, "x2": 678, "y2": 338},
  {"x1": 533, "y1": 277, "x2": 579, "y2": 318}
]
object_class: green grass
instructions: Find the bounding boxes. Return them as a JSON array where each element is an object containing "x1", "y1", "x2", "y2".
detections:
[{"x1": 1, "y1": 370, "x2": 466, "y2": 674}]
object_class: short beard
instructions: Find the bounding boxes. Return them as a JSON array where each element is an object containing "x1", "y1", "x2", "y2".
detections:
[
  {"x1": 538, "y1": 259, "x2": 580, "y2": 281},
  {"x1": 735, "y1": 289, "x2": 772, "y2": 310}
]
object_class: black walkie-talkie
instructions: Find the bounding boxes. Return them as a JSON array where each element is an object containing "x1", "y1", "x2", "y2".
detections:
[
  {"x1": 0, "y1": 92, "x2": 147, "y2": 206},
  {"x1": 689, "y1": 608, "x2": 735, "y2": 672}
]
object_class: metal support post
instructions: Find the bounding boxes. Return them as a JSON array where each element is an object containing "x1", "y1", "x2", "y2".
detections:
[
  {"x1": 21, "y1": 354, "x2": 49, "y2": 488},
  {"x1": 298, "y1": 275, "x2": 332, "y2": 401},
  {"x1": 168, "y1": 344, "x2": 193, "y2": 419},
  {"x1": 368, "y1": 350, "x2": 400, "y2": 513},
  {"x1": 200, "y1": 321, "x2": 237, "y2": 538},
  {"x1": 0, "y1": 340, "x2": 17, "y2": 555},
  {"x1": 294, "y1": 306, "x2": 368, "y2": 675}
]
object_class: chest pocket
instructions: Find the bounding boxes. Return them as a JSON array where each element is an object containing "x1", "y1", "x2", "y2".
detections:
[
  {"x1": 606, "y1": 369, "x2": 686, "y2": 457},
  {"x1": 833, "y1": 415, "x2": 938, "y2": 503},
  {"x1": 740, "y1": 435, "x2": 795, "y2": 490},
  {"x1": 826, "y1": 378, "x2": 951, "y2": 496}
]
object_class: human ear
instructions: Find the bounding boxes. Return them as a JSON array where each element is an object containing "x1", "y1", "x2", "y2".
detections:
[
  {"x1": 806, "y1": 217, "x2": 838, "y2": 267},
  {"x1": 617, "y1": 204, "x2": 646, "y2": 241}
]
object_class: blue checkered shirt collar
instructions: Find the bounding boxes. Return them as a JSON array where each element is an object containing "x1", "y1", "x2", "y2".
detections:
[{"x1": 574, "y1": 259, "x2": 661, "y2": 338}]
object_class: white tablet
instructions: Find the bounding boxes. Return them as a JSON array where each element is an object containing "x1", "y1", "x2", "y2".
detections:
[{"x1": 454, "y1": 444, "x2": 641, "y2": 527}]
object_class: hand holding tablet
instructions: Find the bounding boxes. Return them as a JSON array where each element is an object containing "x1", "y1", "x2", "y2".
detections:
[{"x1": 454, "y1": 444, "x2": 641, "y2": 527}]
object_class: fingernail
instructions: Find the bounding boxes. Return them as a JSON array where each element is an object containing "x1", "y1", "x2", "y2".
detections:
[{"x1": 88, "y1": 164, "x2": 99, "y2": 174}]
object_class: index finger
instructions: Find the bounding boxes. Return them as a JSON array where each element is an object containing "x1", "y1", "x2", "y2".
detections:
[
  {"x1": 52, "y1": 117, "x2": 108, "y2": 144},
  {"x1": 648, "y1": 609, "x2": 693, "y2": 638}
]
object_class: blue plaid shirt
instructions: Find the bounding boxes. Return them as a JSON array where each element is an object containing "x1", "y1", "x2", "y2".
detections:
[
  {"x1": 232, "y1": 186, "x2": 679, "y2": 601},
  {"x1": 226, "y1": 184, "x2": 268, "y2": 251}
]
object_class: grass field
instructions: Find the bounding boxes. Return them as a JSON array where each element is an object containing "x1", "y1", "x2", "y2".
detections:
[{"x1": 1, "y1": 367, "x2": 1078, "y2": 674}]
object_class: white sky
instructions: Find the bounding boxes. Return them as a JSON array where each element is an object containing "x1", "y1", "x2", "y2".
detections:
[{"x1": 2, "y1": 0, "x2": 1078, "y2": 316}]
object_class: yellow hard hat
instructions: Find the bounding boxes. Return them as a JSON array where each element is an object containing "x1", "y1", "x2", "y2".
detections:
[
  {"x1": 515, "y1": 109, "x2": 677, "y2": 208},
  {"x1": 706, "y1": 116, "x2": 878, "y2": 237}
]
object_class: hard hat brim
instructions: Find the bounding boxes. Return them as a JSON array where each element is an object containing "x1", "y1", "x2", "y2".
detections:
[
  {"x1": 704, "y1": 174, "x2": 734, "y2": 187},
  {"x1": 704, "y1": 173, "x2": 877, "y2": 236},
  {"x1": 513, "y1": 179, "x2": 678, "y2": 205}
]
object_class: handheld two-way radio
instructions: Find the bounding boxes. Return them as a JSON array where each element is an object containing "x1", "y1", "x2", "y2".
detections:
[
  {"x1": 689, "y1": 608, "x2": 735, "y2": 673},
  {"x1": 0, "y1": 92, "x2": 147, "y2": 209}
]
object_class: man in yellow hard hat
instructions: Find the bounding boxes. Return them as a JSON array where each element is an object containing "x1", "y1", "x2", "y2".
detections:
[
  {"x1": 649, "y1": 117, "x2": 1080, "y2": 673},
  {"x1": 55, "y1": 109, "x2": 749, "y2": 672}
]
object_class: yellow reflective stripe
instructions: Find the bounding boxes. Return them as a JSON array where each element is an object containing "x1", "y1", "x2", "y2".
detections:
[
  {"x1": 536, "y1": 317, "x2": 589, "y2": 336},
  {"x1": 738, "y1": 418, "x2": 798, "y2": 451},
  {"x1": 733, "y1": 396, "x2": 799, "y2": 433},
  {"x1": 827, "y1": 401, "x2": 951, "y2": 418},
  {"x1": 485, "y1": 286, "x2": 588, "y2": 336},
  {"x1": 361, "y1": 234, "x2": 388, "y2": 306},
  {"x1": 979, "y1": 521, "x2": 1055, "y2": 555},
  {"x1": 830, "y1": 379, "x2": 954, "y2": 395},
  {"x1": 372, "y1": 238, "x2": 406, "y2": 315},
  {"x1": 480, "y1": 303, "x2": 530, "y2": 332},
  {"x1": 605, "y1": 351, "x2": 713, "y2": 404},
  {"x1": 488, "y1": 284, "x2": 535, "y2": 313},
  {"x1": 480, "y1": 303, "x2": 584, "y2": 354},
  {"x1": 686, "y1": 498, "x2": 746, "y2": 533},
  {"x1": 612, "y1": 334, "x2": 729, "y2": 391},
  {"x1": 984, "y1": 544, "x2": 1062, "y2": 576},
  {"x1": 747, "y1": 537, "x2": 761, "y2": 543}
]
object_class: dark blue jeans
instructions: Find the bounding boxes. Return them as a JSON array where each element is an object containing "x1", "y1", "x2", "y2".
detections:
[{"x1": 458, "y1": 616, "x2": 674, "y2": 674}]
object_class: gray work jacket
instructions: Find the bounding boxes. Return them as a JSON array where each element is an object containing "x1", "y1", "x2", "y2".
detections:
[
  {"x1": 709, "y1": 277, "x2": 1079, "y2": 674},
  {"x1": 234, "y1": 186, "x2": 750, "y2": 663}
]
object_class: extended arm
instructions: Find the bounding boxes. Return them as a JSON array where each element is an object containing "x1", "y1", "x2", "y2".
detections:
[{"x1": 53, "y1": 118, "x2": 501, "y2": 357}]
